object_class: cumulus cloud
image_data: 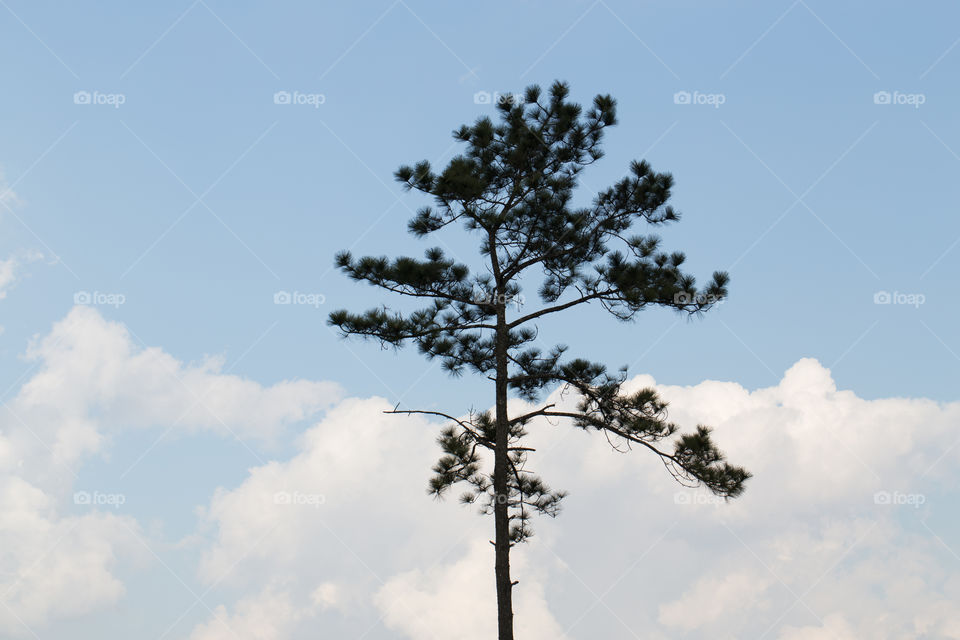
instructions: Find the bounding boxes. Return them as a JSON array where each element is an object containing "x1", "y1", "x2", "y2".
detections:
[
  {"x1": 0, "y1": 307, "x2": 342, "y2": 635},
  {"x1": 188, "y1": 583, "x2": 321, "y2": 640},
  {"x1": 17, "y1": 306, "x2": 342, "y2": 458},
  {"x1": 655, "y1": 517, "x2": 960, "y2": 639},
  {"x1": 0, "y1": 171, "x2": 39, "y2": 309},
  {"x1": 2, "y1": 307, "x2": 957, "y2": 638},
  {"x1": 658, "y1": 569, "x2": 774, "y2": 632},
  {"x1": 0, "y1": 475, "x2": 143, "y2": 633},
  {"x1": 195, "y1": 396, "x2": 441, "y2": 586},
  {"x1": 190, "y1": 357, "x2": 960, "y2": 639},
  {"x1": 191, "y1": 395, "x2": 568, "y2": 639},
  {"x1": 0, "y1": 250, "x2": 42, "y2": 300},
  {"x1": 375, "y1": 539, "x2": 566, "y2": 640},
  {"x1": 777, "y1": 614, "x2": 858, "y2": 640}
]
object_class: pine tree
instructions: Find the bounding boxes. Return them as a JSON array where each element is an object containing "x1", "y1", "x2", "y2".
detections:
[{"x1": 329, "y1": 81, "x2": 750, "y2": 640}]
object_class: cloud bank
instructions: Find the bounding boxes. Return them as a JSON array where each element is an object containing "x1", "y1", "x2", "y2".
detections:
[
  {"x1": 190, "y1": 359, "x2": 960, "y2": 639},
  {"x1": 0, "y1": 307, "x2": 340, "y2": 633},
  {"x1": 0, "y1": 307, "x2": 957, "y2": 638}
]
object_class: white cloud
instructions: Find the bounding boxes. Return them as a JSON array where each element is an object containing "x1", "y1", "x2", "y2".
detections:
[
  {"x1": 188, "y1": 583, "x2": 321, "y2": 640},
  {"x1": 311, "y1": 582, "x2": 345, "y2": 612},
  {"x1": 654, "y1": 517, "x2": 960, "y2": 638},
  {"x1": 0, "y1": 250, "x2": 42, "y2": 300},
  {"x1": 375, "y1": 539, "x2": 566, "y2": 640},
  {"x1": 17, "y1": 306, "x2": 342, "y2": 455},
  {"x1": 0, "y1": 307, "x2": 342, "y2": 635},
  {"x1": 190, "y1": 357, "x2": 960, "y2": 639},
  {"x1": 658, "y1": 569, "x2": 774, "y2": 632},
  {"x1": 1, "y1": 306, "x2": 957, "y2": 638},
  {"x1": 0, "y1": 475, "x2": 143, "y2": 634},
  {"x1": 191, "y1": 394, "x2": 570, "y2": 639},
  {"x1": 195, "y1": 396, "x2": 440, "y2": 586},
  {"x1": 0, "y1": 171, "x2": 39, "y2": 309},
  {"x1": 777, "y1": 614, "x2": 858, "y2": 640}
]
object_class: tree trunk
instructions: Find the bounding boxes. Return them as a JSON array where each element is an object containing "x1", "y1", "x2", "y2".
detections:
[{"x1": 493, "y1": 296, "x2": 514, "y2": 639}]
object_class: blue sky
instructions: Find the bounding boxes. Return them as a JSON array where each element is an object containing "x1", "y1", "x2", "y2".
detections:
[
  {"x1": 2, "y1": 0, "x2": 957, "y2": 406},
  {"x1": 1, "y1": 2, "x2": 959, "y2": 639}
]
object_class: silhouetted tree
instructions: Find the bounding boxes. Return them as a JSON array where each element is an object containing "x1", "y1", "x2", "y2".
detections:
[{"x1": 329, "y1": 81, "x2": 750, "y2": 640}]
